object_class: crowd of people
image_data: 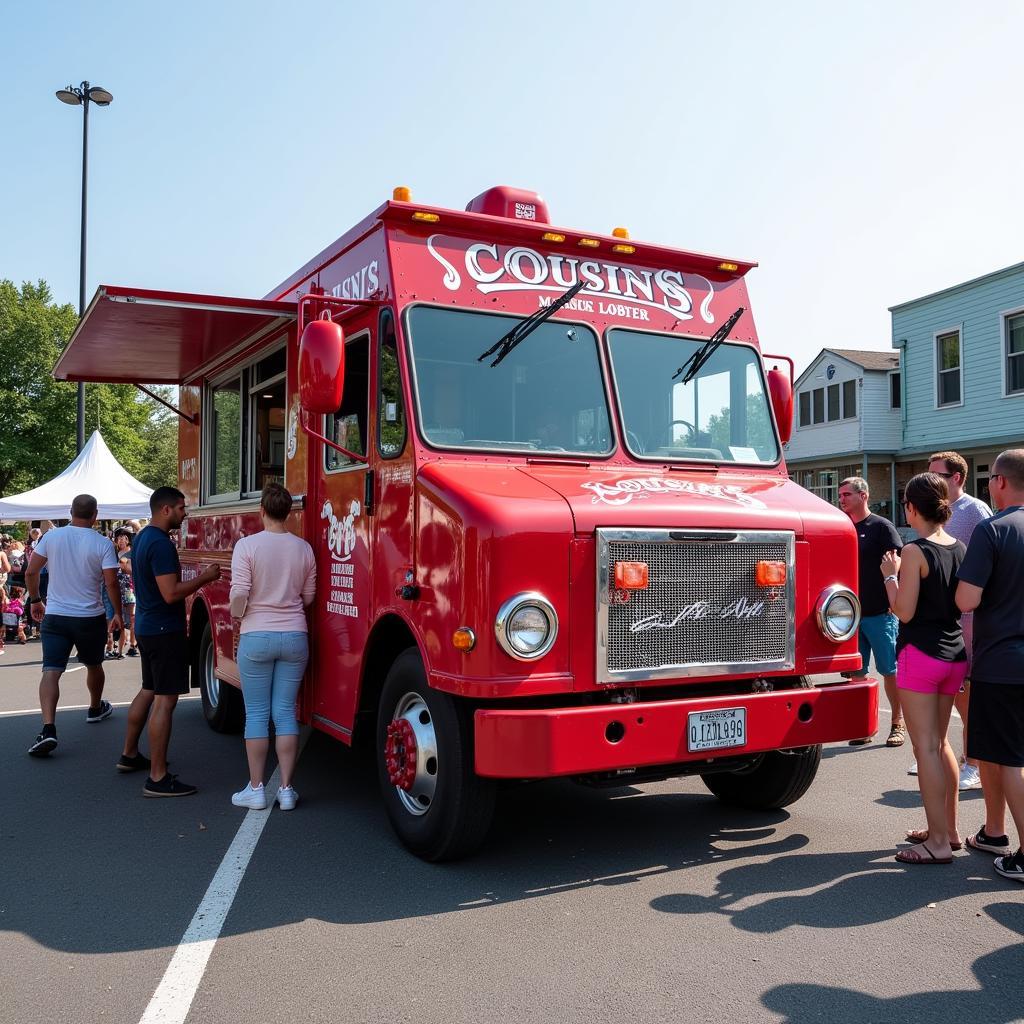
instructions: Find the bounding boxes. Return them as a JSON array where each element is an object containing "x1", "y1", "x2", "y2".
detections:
[
  {"x1": 840, "y1": 448, "x2": 1024, "y2": 882},
  {"x1": 12, "y1": 451, "x2": 1024, "y2": 884},
  {"x1": 18, "y1": 483, "x2": 314, "y2": 811}
]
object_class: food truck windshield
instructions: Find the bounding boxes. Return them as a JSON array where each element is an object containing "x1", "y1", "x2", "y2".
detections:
[{"x1": 405, "y1": 305, "x2": 779, "y2": 465}]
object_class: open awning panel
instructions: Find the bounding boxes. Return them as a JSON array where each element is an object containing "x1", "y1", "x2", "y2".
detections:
[{"x1": 53, "y1": 286, "x2": 297, "y2": 385}]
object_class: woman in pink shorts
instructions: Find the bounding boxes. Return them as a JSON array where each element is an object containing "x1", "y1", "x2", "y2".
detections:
[{"x1": 881, "y1": 472, "x2": 967, "y2": 865}]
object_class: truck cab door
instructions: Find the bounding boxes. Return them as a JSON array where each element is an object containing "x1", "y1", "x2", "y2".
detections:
[{"x1": 309, "y1": 323, "x2": 374, "y2": 739}]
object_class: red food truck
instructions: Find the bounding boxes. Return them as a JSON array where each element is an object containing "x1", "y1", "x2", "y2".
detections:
[{"x1": 56, "y1": 185, "x2": 876, "y2": 860}]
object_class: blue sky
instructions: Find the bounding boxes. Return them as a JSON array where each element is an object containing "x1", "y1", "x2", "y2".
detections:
[{"x1": 3, "y1": 1, "x2": 1023, "y2": 374}]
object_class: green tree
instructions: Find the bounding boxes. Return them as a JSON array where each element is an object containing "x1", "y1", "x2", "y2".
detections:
[
  {"x1": 0, "y1": 278, "x2": 178, "y2": 498},
  {"x1": 705, "y1": 392, "x2": 777, "y2": 456}
]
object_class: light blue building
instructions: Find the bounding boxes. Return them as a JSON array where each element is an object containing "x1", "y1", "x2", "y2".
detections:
[
  {"x1": 889, "y1": 259, "x2": 1024, "y2": 512},
  {"x1": 789, "y1": 260, "x2": 1024, "y2": 523}
]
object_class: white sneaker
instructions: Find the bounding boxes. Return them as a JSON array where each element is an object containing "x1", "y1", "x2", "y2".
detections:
[
  {"x1": 276, "y1": 785, "x2": 299, "y2": 811},
  {"x1": 959, "y1": 763, "x2": 982, "y2": 791},
  {"x1": 907, "y1": 761, "x2": 918, "y2": 776},
  {"x1": 231, "y1": 782, "x2": 267, "y2": 809}
]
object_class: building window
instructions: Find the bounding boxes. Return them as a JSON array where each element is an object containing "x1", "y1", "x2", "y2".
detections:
[
  {"x1": 936, "y1": 329, "x2": 962, "y2": 407},
  {"x1": 812, "y1": 388, "x2": 824, "y2": 424},
  {"x1": 889, "y1": 371, "x2": 901, "y2": 409},
  {"x1": 1006, "y1": 312, "x2": 1024, "y2": 396},
  {"x1": 798, "y1": 391, "x2": 811, "y2": 427},
  {"x1": 843, "y1": 379, "x2": 856, "y2": 418},
  {"x1": 826, "y1": 383, "x2": 840, "y2": 421}
]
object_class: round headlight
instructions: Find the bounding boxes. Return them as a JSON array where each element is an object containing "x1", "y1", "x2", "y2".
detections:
[
  {"x1": 495, "y1": 592, "x2": 558, "y2": 660},
  {"x1": 815, "y1": 586, "x2": 861, "y2": 642}
]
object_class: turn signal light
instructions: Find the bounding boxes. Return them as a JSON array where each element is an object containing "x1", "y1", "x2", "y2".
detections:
[
  {"x1": 393, "y1": 186, "x2": 412, "y2": 202},
  {"x1": 412, "y1": 211, "x2": 440, "y2": 223},
  {"x1": 614, "y1": 561, "x2": 649, "y2": 590},
  {"x1": 453, "y1": 627, "x2": 476, "y2": 651},
  {"x1": 756, "y1": 561, "x2": 787, "y2": 586}
]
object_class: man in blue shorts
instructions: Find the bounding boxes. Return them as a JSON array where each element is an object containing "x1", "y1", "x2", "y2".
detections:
[
  {"x1": 839, "y1": 476, "x2": 905, "y2": 747},
  {"x1": 25, "y1": 494, "x2": 122, "y2": 756}
]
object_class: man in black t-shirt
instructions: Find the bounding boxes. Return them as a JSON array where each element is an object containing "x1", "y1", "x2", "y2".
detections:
[
  {"x1": 839, "y1": 476, "x2": 905, "y2": 747},
  {"x1": 957, "y1": 448, "x2": 1024, "y2": 882}
]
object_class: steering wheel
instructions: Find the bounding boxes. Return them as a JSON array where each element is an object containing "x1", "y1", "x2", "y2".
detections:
[
  {"x1": 625, "y1": 429, "x2": 646, "y2": 455},
  {"x1": 668, "y1": 419, "x2": 697, "y2": 445}
]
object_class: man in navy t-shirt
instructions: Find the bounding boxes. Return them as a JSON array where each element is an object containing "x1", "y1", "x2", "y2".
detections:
[
  {"x1": 119, "y1": 486, "x2": 220, "y2": 797},
  {"x1": 957, "y1": 449, "x2": 1024, "y2": 882}
]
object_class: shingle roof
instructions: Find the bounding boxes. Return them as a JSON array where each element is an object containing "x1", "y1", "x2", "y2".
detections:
[{"x1": 826, "y1": 348, "x2": 900, "y2": 371}]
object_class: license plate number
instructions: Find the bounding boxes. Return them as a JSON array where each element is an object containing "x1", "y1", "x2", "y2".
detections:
[{"x1": 688, "y1": 707, "x2": 746, "y2": 752}]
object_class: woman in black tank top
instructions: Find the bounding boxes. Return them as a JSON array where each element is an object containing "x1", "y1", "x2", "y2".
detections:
[{"x1": 880, "y1": 472, "x2": 967, "y2": 865}]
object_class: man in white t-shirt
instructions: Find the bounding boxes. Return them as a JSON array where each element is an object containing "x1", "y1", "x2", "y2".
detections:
[{"x1": 24, "y1": 494, "x2": 123, "y2": 757}]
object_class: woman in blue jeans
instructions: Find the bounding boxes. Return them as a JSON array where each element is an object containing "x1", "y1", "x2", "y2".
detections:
[{"x1": 229, "y1": 483, "x2": 317, "y2": 810}]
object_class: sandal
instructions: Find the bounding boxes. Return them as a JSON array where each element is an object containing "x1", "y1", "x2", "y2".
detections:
[
  {"x1": 906, "y1": 828, "x2": 962, "y2": 851},
  {"x1": 895, "y1": 844, "x2": 952, "y2": 865},
  {"x1": 886, "y1": 723, "x2": 906, "y2": 747}
]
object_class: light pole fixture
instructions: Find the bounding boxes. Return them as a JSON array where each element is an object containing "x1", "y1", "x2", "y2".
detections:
[{"x1": 56, "y1": 80, "x2": 113, "y2": 452}]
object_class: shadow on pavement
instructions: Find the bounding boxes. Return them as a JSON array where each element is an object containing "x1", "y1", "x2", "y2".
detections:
[{"x1": 760, "y1": 901, "x2": 1024, "y2": 1023}]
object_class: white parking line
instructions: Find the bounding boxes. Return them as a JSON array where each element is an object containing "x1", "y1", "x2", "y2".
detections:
[
  {"x1": 137, "y1": 765, "x2": 282, "y2": 1024},
  {"x1": 137, "y1": 730, "x2": 309, "y2": 1024},
  {"x1": 0, "y1": 696, "x2": 200, "y2": 718}
]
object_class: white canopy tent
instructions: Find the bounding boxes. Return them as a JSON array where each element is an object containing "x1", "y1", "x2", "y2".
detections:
[{"x1": 0, "y1": 430, "x2": 153, "y2": 522}]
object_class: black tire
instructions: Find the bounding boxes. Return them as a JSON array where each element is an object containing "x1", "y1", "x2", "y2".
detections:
[
  {"x1": 376, "y1": 648, "x2": 496, "y2": 861},
  {"x1": 196, "y1": 621, "x2": 244, "y2": 734},
  {"x1": 701, "y1": 676, "x2": 821, "y2": 810}
]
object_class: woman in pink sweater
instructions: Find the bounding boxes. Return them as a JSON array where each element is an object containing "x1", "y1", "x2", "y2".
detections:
[{"x1": 229, "y1": 483, "x2": 316, "y2": 811}]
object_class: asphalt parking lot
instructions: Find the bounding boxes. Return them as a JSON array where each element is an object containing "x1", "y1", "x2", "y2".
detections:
[{"x1": 2, "y1": 639, "x2": 1021, "y2": 1024}]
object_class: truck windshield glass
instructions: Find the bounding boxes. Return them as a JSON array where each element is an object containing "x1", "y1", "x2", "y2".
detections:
[
  {"x1": 407, "y1": 306, "x2": 613, "y2": 455},
  {"x1": 608, "y1": 329, "x2": 779, "y2": 464}
]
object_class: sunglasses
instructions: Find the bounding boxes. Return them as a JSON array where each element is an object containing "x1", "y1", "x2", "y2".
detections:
[
  {"x1": 932, "y1": 471, "x2": 954, "y2": 479},
  {"x1": 990, "y1": 473, "x2": 1005, "y2": 485}
]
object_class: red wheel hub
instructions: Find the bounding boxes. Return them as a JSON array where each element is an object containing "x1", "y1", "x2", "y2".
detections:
[{"x1": 385, "y1": 718, "x2": 418, "y2": 790}]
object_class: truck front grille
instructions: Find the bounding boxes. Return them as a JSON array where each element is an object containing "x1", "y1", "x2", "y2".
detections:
[{"x1": 596, "y1": 529, "x2": 795, "y2": 684}]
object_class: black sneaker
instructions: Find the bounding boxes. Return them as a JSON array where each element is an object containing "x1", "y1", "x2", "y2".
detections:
[
  {"x1": 968, "y1": 826, "x2": 1012, "y2": 855},
  {"x1": 116, "y1": 752, "x2": 152, "y2": 773},
  {"x1": 993, "y1": 849, "x2": 1024, "y2": 882},
  {"x1": 86, "y1": 700, "x2": 114, "y2": 723},
  {"x1": 28, "y1": 726, "x2": 58, "y2": 757},
  {"x1": 143, "y1": 774, "x2": 197, "y2": 798}
]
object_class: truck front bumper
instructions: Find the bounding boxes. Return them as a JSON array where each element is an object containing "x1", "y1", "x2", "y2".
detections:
[{"x1": 474, "y1": 679, "x2": 878, "y2": 778}]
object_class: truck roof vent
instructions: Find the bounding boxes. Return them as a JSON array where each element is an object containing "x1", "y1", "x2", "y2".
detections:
[{"x1": 465, "y1": 186, "x2": 549, "y2": 224}]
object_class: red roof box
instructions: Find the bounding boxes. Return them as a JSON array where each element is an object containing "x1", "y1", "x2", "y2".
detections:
[{"x1": 465, "y1": 186, "x2": 549, "y2": 224}]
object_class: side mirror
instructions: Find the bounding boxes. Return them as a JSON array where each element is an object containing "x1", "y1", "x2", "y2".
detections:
[
  {"x1": 767, "y1": 365, "x2": 794, "y2": 445},
  {"x1": 298, "y1": 313, "x2": 345, "y2": 415}
]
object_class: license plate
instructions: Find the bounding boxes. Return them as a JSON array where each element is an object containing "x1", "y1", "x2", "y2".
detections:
[{"x1": 687, "y1": 707, "x2": 747, "y2": 752}]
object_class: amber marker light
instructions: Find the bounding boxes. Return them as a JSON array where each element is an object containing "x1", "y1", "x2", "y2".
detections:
[
  {"x1": 612, "y1": 227, "x2": 630, "y2": 238},
  {"x1": 756, "y1": 561, "x2": 787, "y2": 586},
  {"x1": 718, "y1": 261, "x2": 739, "y2": 272},
  {"x1": 614, "y1": 561, "x2": 649, "y2": 590},
  {"x1": 542, "y1": 231, "x2": 566, "y2": 243},
  {"x1": 578, "y1": 238, "x2": 600, "y2": 248},
  {"x1": 453, "y1": 627, "x2": 476, "y2": 651},
  {"x1": 612, "y1": 243, "x2": 636, "y2": 254},
  {"x1": 412, "y1": 211, "x2": 440, "y2": 223},
  {"x1": 393, "y1": 186, "x2": 411, "y2": 201}
]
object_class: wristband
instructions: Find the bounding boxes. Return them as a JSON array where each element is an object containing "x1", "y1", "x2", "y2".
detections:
[{"x1": 883, "y1": 575, "x2": 898, "y2": 584}]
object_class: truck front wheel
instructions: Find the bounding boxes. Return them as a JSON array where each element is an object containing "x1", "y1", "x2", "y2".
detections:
[
  {"x1": 701, "y1": 744, "x2": 821, "y2": 810},
  {"x1": 377, "y1": 648, "x2": 496, "y2": 861},
  {"x1": 196, "y1": 621, "x2": 244, "y2": 734}
]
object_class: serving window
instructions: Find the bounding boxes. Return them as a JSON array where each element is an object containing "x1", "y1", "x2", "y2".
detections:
[
  {"x1": 325, "y1": 331, "x2": 370, "y2": 472},
  {"x1": 204, "y1": 342, "x2": 287, "y2": 503}
]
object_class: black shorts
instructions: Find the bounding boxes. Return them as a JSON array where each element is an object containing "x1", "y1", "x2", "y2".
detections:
[
  {"x1": 41, "y1": 614, "x2": 107, "y2": 671},
  {"x1": 137, "y1": 631, "x2": 191, "y2": 696},
  {"x1": 967, "y1": 679, "x2": 1024, "y2": 768}
]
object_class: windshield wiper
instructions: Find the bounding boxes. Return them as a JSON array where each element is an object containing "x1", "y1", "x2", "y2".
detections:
[
  {"x1": 672, "y1": 306, "x2": 745, "y2": 384},
  {"x1": 477, "y1": 280, "x2": 587, "y2": 368}
]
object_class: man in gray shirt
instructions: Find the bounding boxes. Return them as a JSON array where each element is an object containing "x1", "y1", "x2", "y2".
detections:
[
  {"x1": 927, "y1": 451, "x2": 992, "y2": 790},
  {"x1": 956, "y1": 449, "x2": 1024, "y2": 882}
]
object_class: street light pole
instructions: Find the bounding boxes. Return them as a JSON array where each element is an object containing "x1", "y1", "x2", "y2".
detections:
[{"x1": 56, "y1": 80, "x2": 113, "y2": 453}]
